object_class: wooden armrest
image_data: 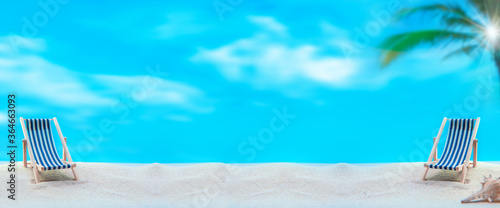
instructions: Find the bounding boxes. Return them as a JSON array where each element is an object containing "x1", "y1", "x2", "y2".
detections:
[
  {"x1": 62, "y1": 161, "x2": 76, "y2": 167},
  {"x1": 424, "y1": 161, "x2": 439, "y2": 167}
]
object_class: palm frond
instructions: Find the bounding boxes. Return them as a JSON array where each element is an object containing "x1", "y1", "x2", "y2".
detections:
[
  {"x1": 397, "y1": 3, "x2": 482, "y2": 29},
  {"x1": 469, "y1": 0, "x2": 500, "y2": 20},
  {"x1": 380, "y1": 50, "x2": 401, "y2": 68},
  {"x1": 443, "y1": 17, "x2": 475, "y2": 28},
  {"x1": 397, "y1": 4, "x2": 465, "y2": 19},
  {"x1": 442, "y1": 44, "x2": 482, "y2": 60},
  {"x1": 380, "y1": 30, "x2": 477, "y2": 66}
]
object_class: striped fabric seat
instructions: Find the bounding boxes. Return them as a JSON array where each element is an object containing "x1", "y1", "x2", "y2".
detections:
[
  {"x1": 25, "y1": 119, "x2": 72, "y2": 170},
  {"x1": 428, "y1": 119, "x2": 476, "y2": 170}
]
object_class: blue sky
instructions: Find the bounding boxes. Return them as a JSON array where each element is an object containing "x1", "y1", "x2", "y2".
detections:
[{"x1": 1, "y1": 0, "x2": 499, "y2": 163}]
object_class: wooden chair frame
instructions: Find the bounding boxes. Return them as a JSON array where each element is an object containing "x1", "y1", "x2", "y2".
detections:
[
  {"x1": 20, "y1": 117, "x2": 78, "y2": 184},
  {"x1": 422, "y1": 117, "x2": 480, "y2": 184}
]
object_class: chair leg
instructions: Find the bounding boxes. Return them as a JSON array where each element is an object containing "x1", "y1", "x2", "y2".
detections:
[
  {"x1": 433, "y1": 137, "x2": 437, "y2": 161},
  {"x1": 460, "y1": 167, "x2": 468, "y2": 184},
  {"x1": 63, "y1": 137, "x2": 67, "y2": 162},
  {"x1": 32, "y1": 166, "x2": 41, "y2": 184},
  {"x1": 473, "y1": 140, "x2": 478, "y2": 168},
  {"x1": 22, "y1": 139, "x2": 27, "y2": 168},
  {"x1": 71, "y1": 167, "x2": 78, "y2": 181},
  {"x1": 422, "y1": 167, "x2": 430, "y2": 181}
]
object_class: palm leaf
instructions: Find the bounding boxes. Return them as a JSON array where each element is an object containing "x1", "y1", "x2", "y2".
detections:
[
  {"x1": 442, "y1": 44, "x2": 482, "y2": 60},
  {"x1": 397, "y1": 4, "x2": 481, "y2": 29},
  {"x1": 443, "y1": 16, "x2": 475, "y2": 28},
  {"x1": 469, "y1": 0, "x2": 500, "y2": 20},
  {"x1": 380, "y1": 30, "x2": 477, "y2": 66},
  {"x1": 397, "y1": 4, "x2": 466, "y2": 19},
  {"x1": 380, "y1": 50, "x2": 401, "y2": 68}
]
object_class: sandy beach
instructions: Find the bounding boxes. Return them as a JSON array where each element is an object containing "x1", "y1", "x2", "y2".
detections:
[{"x1": 1, "y1": 162, "x2": 500, "y2": 207}]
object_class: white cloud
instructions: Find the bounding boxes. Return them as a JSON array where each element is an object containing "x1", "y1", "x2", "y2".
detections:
[
  {"x1": 0, "y1": 55, "x2": 114, "y2": 107},
  {"x1": 155, "y1": 12, "x2": 210, "y2": 39},
  {"x1": 0, "y1": 35, "x2": 214, "y2": 122},
  {"x1": 0, "y1": 114, "x2": 7, "y2": 125},
  {"x1": 191, "y1": 16, "x2": 474, "y2": 95},
  {"x1": 0, "y1": 35, "x2": 46, "y2": 53},
  {"x1": 191, "y1": 16, "x2": 359, "y2": 97},
  {"x1": 94, "y1": 74, "x2": 214, "y2": 114},
  {"x1": 248, "y1": 16, "x2": 287, "y2": 35}
]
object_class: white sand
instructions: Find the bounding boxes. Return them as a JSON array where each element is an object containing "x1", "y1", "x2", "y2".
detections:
[{"x1": 1, "y1": 162, "x2": 500, "y2": 207}]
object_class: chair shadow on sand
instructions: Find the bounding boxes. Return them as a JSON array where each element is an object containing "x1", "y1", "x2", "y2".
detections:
[
  {"x1": 424, "y1": 168, "x2": 478, "y2": 185},
  {"x1": 36, "y1": 170, "x2": 78, "y2": 183}
]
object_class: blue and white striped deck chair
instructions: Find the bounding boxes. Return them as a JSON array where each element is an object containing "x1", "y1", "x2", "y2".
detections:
[
  {"x1": 20, "y1": 117, "x2": 78, "y2": 184},
  {"x1": 422, "y1": 117, "x2": 480, "y2": 183}
]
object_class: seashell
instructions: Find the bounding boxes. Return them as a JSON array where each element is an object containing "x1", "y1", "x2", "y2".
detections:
[{"x1": 462, "y1": 175, "x2": 500, "y2": 203}]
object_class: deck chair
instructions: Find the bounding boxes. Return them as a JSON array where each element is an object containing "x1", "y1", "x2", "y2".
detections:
[
  {"x1": 422, "y1": 117, "x2": 480, "y2": 183},
  {"x1": 20, "y1": 117, "x2": 78, "y2": 184}
]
